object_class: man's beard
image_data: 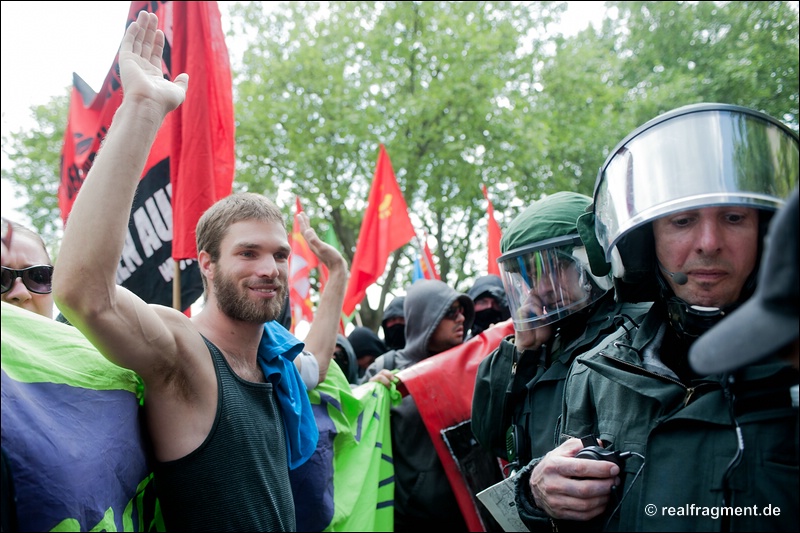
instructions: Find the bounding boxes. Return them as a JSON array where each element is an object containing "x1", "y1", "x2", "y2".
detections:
[{"x1": 214, "y1": 266, "x2": 286, "y2": 323}]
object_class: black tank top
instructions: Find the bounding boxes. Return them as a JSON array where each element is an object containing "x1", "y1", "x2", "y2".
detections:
[{"x1": 153, "y1": 336, "x2": 295, "y2": 531}]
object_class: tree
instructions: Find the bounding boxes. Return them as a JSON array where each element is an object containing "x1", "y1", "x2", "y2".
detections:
[
  {"x1": 3, "y1": 1, "x2": 798, "y2": 331},
  {"x1": 610, "y1": 1, "x2": 799, "y2": 127},
  {"x1": 1, "y1": 92, "x2": 69, "y2": 259},
  {"x1": 229, "y1": 0, "x2": 565, "y2": 329}
]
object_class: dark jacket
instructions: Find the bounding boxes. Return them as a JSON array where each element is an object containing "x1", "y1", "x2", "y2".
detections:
[
  {"x1": 535, "y1": 303, "x2": 799, "y2": 532},
  {"x1": 472, "y1": 294, "x2": 650, "y2": 465}
]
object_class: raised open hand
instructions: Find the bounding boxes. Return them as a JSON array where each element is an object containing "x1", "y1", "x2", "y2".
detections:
[
  {"x1": 119, "y1": 11, "x2": 188, "y2": 114},
  {"x1": 297, "y1": 212, "x2": 348, "y2": 272}
]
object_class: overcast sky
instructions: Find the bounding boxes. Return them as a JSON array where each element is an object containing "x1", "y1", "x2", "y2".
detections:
[{"x1": 1, "y1": 1, "x2": 605, "y2": 224}]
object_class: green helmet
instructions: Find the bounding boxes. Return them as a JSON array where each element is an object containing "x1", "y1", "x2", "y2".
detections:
[{"x1": 498, "y1": 192, "x2": 612, "y2": 331}]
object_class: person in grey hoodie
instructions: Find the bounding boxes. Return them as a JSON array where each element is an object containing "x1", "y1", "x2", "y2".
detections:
[{"x1": 361, "y1": 279, "x2": 475, "y2": 531}]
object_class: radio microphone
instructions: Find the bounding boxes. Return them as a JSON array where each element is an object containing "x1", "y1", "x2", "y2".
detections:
[{"x1": 658, "y1": 262, "x2": 689, "y2": 285}]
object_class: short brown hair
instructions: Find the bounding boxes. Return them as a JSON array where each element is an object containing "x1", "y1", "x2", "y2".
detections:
[{"x1": 195, "y1": 193, "x2": 286, "y2": 291}]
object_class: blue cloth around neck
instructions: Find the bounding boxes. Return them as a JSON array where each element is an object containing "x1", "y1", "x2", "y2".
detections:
[{"x1": 258, "y1": 321, "x2": 319, "y2": 469}]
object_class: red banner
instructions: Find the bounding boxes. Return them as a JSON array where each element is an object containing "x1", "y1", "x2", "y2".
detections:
[
  {"x1": 397, "y1": 319, "x2": 515, "y2": 531},
  {"x1": 169, "y1": 1, "x2": 236, "y2": 260},
  {"x1": 342, "y1": 144, "x2": 415, "y2": 315}
]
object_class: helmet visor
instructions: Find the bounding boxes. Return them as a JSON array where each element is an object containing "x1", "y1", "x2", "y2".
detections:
[
  {"x1": 498, "y1": 236, "x2": 609, "y2": 330},
  {"x1": 595, "y1": 104, "x2": 799, "y2": 261}
]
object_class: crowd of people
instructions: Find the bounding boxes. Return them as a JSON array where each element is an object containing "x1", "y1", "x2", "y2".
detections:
[{"x1": 2, "y1": 10, "x2": 798, "y2": 533}]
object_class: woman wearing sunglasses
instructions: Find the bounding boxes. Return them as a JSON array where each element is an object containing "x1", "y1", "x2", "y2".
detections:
[{"x1": 1, "y1": 221, "x2": 53, "y2": 319}]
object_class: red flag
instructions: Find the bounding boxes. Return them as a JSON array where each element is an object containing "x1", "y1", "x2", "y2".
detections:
[
  {"x1": 169, "y1": 1, "x2": 235, "y2": 260},
  {"x1": 397, "y1": 319, "x2": 515, "y2": 531},
  {"x1": 342, "y1": 145, "x2": 416, "y2": 316},
  {"x1": 59, "y1": 1, "x2": 232, "y2": 311},
  {"x1": 289, "y1": 197, "x2": 318, "y2": 332},
  {"x1": 482, "y1": 184, "x2": 502, "y2": 276}
]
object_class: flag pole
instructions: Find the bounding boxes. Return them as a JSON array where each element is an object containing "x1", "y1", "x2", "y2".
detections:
[{"x1": 173, "y1": 262, "x2": 181, "y2": 310}]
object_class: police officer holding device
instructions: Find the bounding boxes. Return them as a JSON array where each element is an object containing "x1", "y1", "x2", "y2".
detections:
[{"x1": 524, "y1": 103, "x2": 799, "y2": 531}]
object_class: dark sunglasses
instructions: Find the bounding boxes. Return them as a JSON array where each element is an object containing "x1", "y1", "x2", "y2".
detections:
[
  {"x1": 443, "y1": 304, "x2": 464, "y2": 320},
  {"x1": 1, "y1": 265, "x2": 54, "y2": 294}
]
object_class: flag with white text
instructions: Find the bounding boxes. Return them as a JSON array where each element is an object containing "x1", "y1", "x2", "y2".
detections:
[{"x1": 58, "y1": 1, "x2": 234, "y2": 310}]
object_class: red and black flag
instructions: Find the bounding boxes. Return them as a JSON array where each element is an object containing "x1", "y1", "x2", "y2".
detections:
[{"x1": 58, "y1": 1, "x2": 235, "y2": 311}]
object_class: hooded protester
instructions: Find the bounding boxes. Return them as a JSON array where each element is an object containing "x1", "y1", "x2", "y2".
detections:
[
  {"x1": 381, "y1": 296, "x2": 406, "y2": 350},
  {"x1": 347, "y1": 326, "x2": 387, "y2": 380},
  {"x1": 466, "y1": 274, "x2": 511, "y2": 338},
  {"x1": 332, "y1": 334, "x2": 359, "y2": 385},
  {"x1": 361, "y1": 279, "x2": 475, "y2": 531}
]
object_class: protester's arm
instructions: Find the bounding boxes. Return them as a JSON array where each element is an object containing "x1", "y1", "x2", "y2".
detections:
[
  {"x1": 294, "y1": 212, "x2": 349, "y2": 385},
  {"x1": 53, "y1": 12, "x2": 191, "y2": 380}
]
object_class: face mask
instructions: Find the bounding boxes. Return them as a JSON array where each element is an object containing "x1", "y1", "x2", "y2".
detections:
[
  {"x1": 472, "y1": 309, "x2": 503, "y2": 335},
  {"x1": 383, "y1": 323, "x2": 406, "y2": 350}
]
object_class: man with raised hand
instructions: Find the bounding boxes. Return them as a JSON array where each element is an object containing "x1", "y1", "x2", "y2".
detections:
[{"x1": 54, "y1": 12, "x2": 299, "y2": 531}]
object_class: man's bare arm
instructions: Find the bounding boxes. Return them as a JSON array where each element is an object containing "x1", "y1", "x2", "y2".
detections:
[
  {"x1": 53, "y1": 12, "x2": 191, "y2": 380},
  {"x1": 295, "y1": 212, "x2": 349, "y2": 384}
]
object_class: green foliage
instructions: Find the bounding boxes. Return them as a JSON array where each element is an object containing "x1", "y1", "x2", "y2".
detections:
[
  {"x1": 610, "y1": 1, "x2": 799, "y2": 125},
  {"x1": 230, "y1": 1, "x2": 565, "y2": 327},
  {"x1": 2, "y1": 1, "x2": 798, "y2": 330},
  {"x1": 1, "y1": 90, "x2": 69, "y2": 259}
]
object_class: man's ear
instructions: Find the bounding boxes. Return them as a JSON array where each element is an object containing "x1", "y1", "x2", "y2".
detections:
[{"x1": 197, "y1": 250, "x2": 214, "y2": 281}]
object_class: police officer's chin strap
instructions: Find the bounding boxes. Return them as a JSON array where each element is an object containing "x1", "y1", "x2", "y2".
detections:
[{"x1": 658, "y1": 268, "x2": 757, "y2": 341}]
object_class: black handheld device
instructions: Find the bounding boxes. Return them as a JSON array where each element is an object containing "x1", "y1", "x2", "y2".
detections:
[{"x1": 576, "y1": 435, "x2": 631, "y2": 469}]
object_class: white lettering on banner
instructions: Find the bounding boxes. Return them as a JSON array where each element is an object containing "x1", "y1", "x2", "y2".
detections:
[
  {"x1": 158, "y1": 258, "x2": 195, "y2": 282},
  {"x1": 115, "y1": 183, "x2": 174, "y2": 282},
  {"x1": 117, "y1": 230, "x2": 144, "y2": 284},
  {"x1": 144, "y1": 195, "x2": 172, "y2": 241},
  {"x1": 151, "y1": 187, "x2": 173, "y2": 235},
  {"x1": 134, "y1": 207, "x2": 165, "y2": 258}
]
